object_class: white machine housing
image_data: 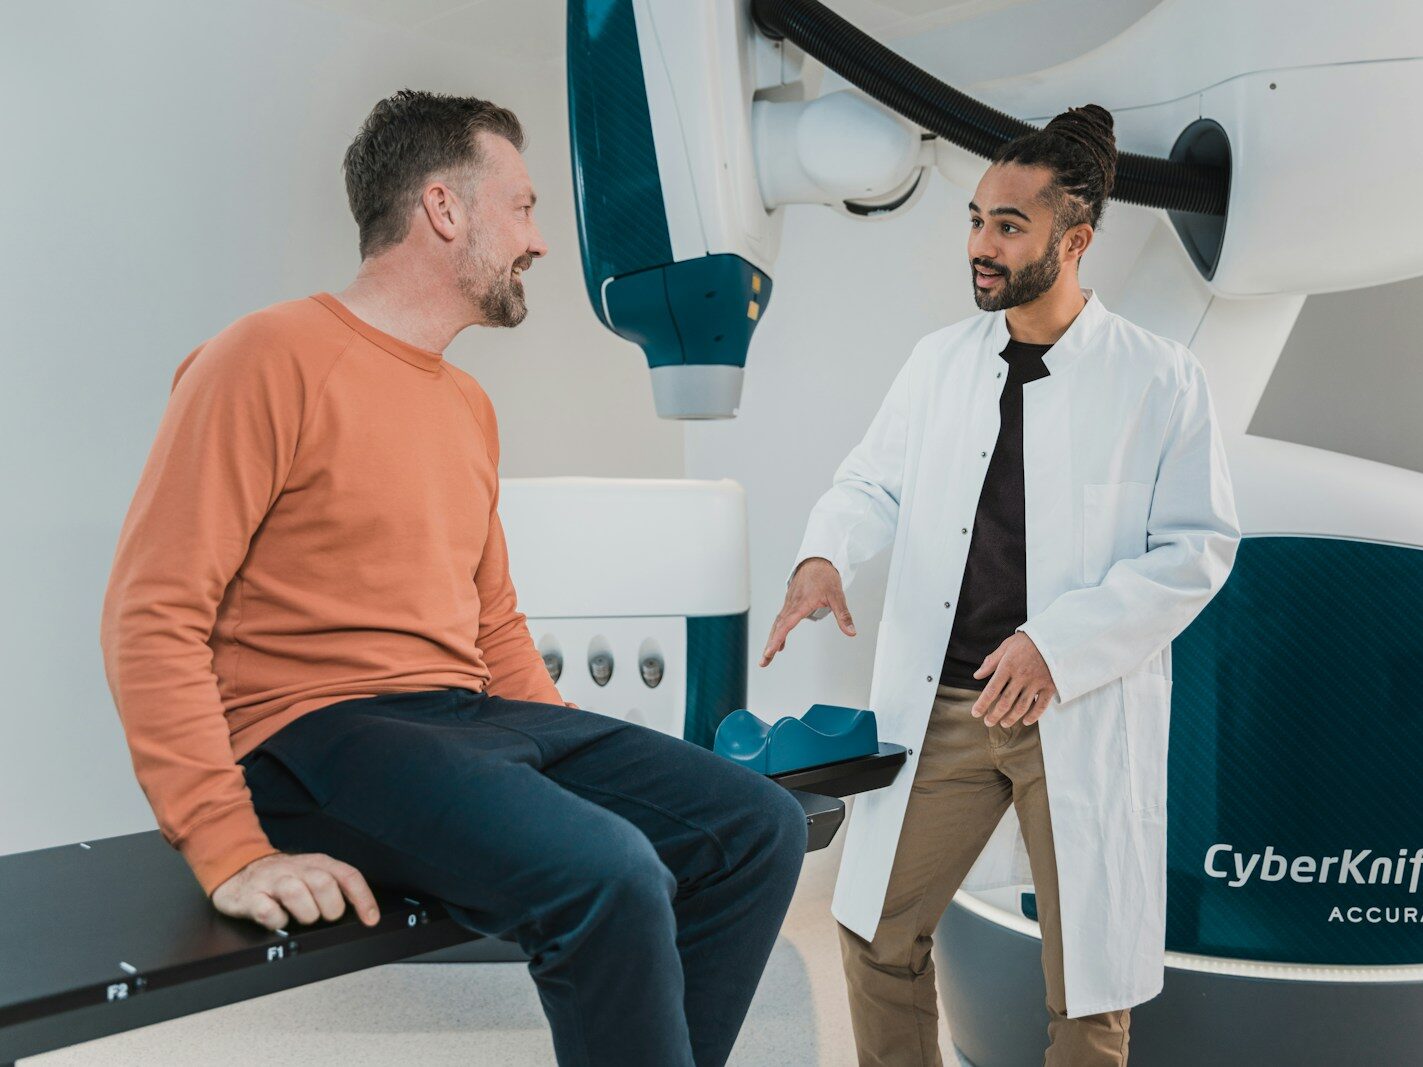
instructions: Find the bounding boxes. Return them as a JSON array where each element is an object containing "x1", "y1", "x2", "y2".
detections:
[
  {"x1": 638, "y1": 0, "x2": 1423, "y2": 297},
  {"x1": 499, "y1": 478, "x2": 750, "y2": 738}
]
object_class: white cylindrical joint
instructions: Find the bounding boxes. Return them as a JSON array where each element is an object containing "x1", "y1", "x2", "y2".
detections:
[{"x1": 753, "y1": 90, "x2": 920, "y2": 208}]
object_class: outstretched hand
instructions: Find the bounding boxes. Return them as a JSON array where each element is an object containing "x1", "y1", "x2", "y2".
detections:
[{"x1": 760, "y1": 557, "x2": 855, "y2": 667}]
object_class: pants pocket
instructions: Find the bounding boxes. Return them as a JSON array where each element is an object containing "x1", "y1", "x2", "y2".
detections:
[
  {"x1": 1121, "y1": 670, "x2": 1172, "y2": 814},
  {"x1": 243, "y1": 743, "x2": 331, "y2": 816}
]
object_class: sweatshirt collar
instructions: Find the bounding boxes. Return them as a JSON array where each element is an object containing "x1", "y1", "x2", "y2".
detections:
[
  {"x1": 312, "y1": 292, "x2": 446, "y2": 372},
  {"x1": 988, "y1": 287, "x2": 1107, "y2": 375}
]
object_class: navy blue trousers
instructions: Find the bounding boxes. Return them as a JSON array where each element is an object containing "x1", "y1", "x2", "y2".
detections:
[{"x1": 239, "y1": 688, "x2": 807, "y2": 1066}]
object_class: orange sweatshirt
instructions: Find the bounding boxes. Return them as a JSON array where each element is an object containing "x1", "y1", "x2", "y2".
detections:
[{"x1": 100, "y1": 293, "x2": 562, "y2": 895}]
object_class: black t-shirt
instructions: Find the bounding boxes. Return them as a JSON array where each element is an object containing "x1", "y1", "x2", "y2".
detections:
[{"x1": 940, "y1": 337, "x2": 1054, "y2": 690}]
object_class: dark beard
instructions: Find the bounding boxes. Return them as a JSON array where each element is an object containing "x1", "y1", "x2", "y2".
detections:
[
  {"x1": 479, "y1": 272, "x2": 527, "y2": 327},
  {"x1": 459, "y1": 234, "x2": 530, "y2": 328},
  {"x1": 972, "y1": 228, "x2": 1064, "y2": 312}
]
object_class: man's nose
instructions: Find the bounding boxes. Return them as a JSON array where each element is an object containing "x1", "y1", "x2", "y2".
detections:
[
  {"x1": 968, "y1": 233, "x2": 996, "y2": 263},
  {"x1": 528, "y1": 224, "x2": 549, "y2": 259}
]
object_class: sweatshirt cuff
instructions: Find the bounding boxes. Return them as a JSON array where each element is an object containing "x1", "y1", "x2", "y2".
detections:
[{"x1": 176, "y1": 802, "x2": 280, "y2": 896}]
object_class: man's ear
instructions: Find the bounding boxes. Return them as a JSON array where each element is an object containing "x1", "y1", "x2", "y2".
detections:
[
  {"x1": 420, "y1": 181, "x2": 461, "y2": 243},
  {"x1": 1064, "y1": 221, "x2": 1094, "y2": 264}
]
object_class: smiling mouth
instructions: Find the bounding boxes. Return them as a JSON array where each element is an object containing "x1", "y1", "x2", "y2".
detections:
[{"x1": 974, "y1": 266, "x2": 1005, "y2": 288}]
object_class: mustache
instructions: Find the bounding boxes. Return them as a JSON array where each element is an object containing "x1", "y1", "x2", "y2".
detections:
[
  {"x1": 972, "y1": 258, "x2": 1009, "y2": 275},
  {"x1": 512, "y1": 255, "x2": 535, "y2": 273}
]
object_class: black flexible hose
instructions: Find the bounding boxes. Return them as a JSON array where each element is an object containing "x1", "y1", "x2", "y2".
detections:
[{"x1": 751, "y1": 0, "x2": 1228, "y2": 216}]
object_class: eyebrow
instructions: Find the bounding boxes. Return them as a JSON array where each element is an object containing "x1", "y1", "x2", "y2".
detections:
[{"x1": 968, "y1": 201, "x2": 1031, "y2": 223}]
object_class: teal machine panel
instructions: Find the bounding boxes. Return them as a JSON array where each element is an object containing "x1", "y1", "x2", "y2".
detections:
[
  {"x1": 1022, "y1": 535, "x2": 1422, "y2": 966},
  {"x1": 1166, "y1": 534, "x2": 1422, "y2": 965},
  {"x1": 685, "y1": 613, "x2": 748, "y2": 751},
  {"x1": 566, "y1": 0, "x2": 671, "y2": 324}
]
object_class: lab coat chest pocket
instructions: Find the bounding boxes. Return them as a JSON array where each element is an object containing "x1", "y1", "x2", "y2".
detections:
[
  {"x1": 1121, "y1": 669, "x2": 1172, "y2": 814},
  {"x1": 1081, "y1": 481, "x2": 1153, "y2": 585}
]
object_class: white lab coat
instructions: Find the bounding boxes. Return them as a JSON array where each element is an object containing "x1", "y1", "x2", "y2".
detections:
[{"x1": 792, "y1": 288, "x2": 1240, "y2": 1017}]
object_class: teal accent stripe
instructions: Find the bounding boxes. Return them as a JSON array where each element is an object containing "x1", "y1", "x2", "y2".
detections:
[
  {"x1": 684, "y1": 613, "x2": 748, "y2": 750},
  {"x1": 567, "y1": 0, "x2": 674, "y2": 326}
]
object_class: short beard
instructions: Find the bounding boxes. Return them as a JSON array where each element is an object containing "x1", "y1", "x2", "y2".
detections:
[
  {"x1": 458, "y1": 237, "x2": 528, "y2": 328},
  {"x1": 972, "y1": 222, "x2": 1065, "y2": 312}
]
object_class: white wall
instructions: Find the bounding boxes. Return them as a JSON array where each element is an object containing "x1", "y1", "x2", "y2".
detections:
[
  {"x1": 1250, "y1": 274, "x2": 1423, "y2": 475},
  {"x1": 0, "y1": 0, "x2": 679, "y2": 855}
]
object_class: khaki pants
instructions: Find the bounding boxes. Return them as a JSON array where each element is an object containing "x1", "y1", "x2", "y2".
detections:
[{"x1": 839, "y1": 684, "x2": 1130, "y2": 1066}]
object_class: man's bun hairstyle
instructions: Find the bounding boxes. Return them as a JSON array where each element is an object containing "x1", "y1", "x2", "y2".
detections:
[{"x1": 992, "y1": 103, "x2": 1119, "y2": 234}]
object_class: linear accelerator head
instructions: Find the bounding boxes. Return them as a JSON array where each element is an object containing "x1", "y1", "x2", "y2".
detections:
[{"x1": 568, "y1": 0, "x2": 922, "y2": 420}]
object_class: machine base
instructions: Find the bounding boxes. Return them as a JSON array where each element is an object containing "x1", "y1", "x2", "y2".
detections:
[{"x1": 936, "y1": 897, "x2": 1423, "y2": 1066}]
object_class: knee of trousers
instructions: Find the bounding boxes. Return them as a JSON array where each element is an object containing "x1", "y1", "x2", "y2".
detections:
[
  {"x1": 738, "y1": 774, "x2": 810, "y2": 867},
  {"x1": 514, "y1": 838, "x2": 678, "y2": 962},
  {"x1": 837, "y1": 919, "x2": 931, "y2": 976},
  {"x1": 553, "y1": 824, "x2": 678, "y2": 922}
]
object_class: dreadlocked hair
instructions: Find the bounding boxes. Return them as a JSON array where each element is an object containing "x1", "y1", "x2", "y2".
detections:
[{"x1": 992, "y1": 103, "x2": 1118, "y2": 235}]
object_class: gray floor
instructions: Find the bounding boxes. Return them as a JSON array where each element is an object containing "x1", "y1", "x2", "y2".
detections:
[{"x1": 27, "y1": 828, "x2": 957, "y2": 1066}]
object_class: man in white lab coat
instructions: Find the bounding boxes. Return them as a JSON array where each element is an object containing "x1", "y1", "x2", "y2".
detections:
[{"x1": 762, "y1": 105, "x2": 1240, "y2": 1065}]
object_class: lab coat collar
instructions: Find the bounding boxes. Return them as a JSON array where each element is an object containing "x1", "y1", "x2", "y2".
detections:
[{"x1": 988, "y1": 287, "x2": 1107, "y2": 375}]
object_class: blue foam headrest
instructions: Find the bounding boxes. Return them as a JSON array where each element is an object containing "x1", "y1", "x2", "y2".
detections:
[{"x1": 713, "y1": 704, "x2": 878, "y2": 775}]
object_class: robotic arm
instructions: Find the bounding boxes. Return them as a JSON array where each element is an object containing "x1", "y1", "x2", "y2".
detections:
[{"x1": 569, "y1": 0, "x2": 1423, "y2": 419}]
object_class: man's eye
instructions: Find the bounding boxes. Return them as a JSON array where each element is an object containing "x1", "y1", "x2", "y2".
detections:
[{"x1": 1002, "y1": 224, "x2": 1018, "y2": 234}]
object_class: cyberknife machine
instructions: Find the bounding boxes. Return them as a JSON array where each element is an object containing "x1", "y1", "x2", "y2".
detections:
[{"x1": 569, "y1": 1, "x2": 1423, "y2": 1063}]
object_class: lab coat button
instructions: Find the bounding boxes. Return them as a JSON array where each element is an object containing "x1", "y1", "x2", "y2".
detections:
[
  {"x1": 926, "y1": 675, "x2": 933, "y2": 682},
  {"x1": 961, "y1": 527, "x2": 968, "y2": 534},
  {"x1": 944, "y1": 601, "x2": 951, "y2": 608}
]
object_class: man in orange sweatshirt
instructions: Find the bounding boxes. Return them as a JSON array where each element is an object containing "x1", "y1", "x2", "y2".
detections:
[{"x1": 100, "y1": 90, "x2": 806, "y2": 1067}]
